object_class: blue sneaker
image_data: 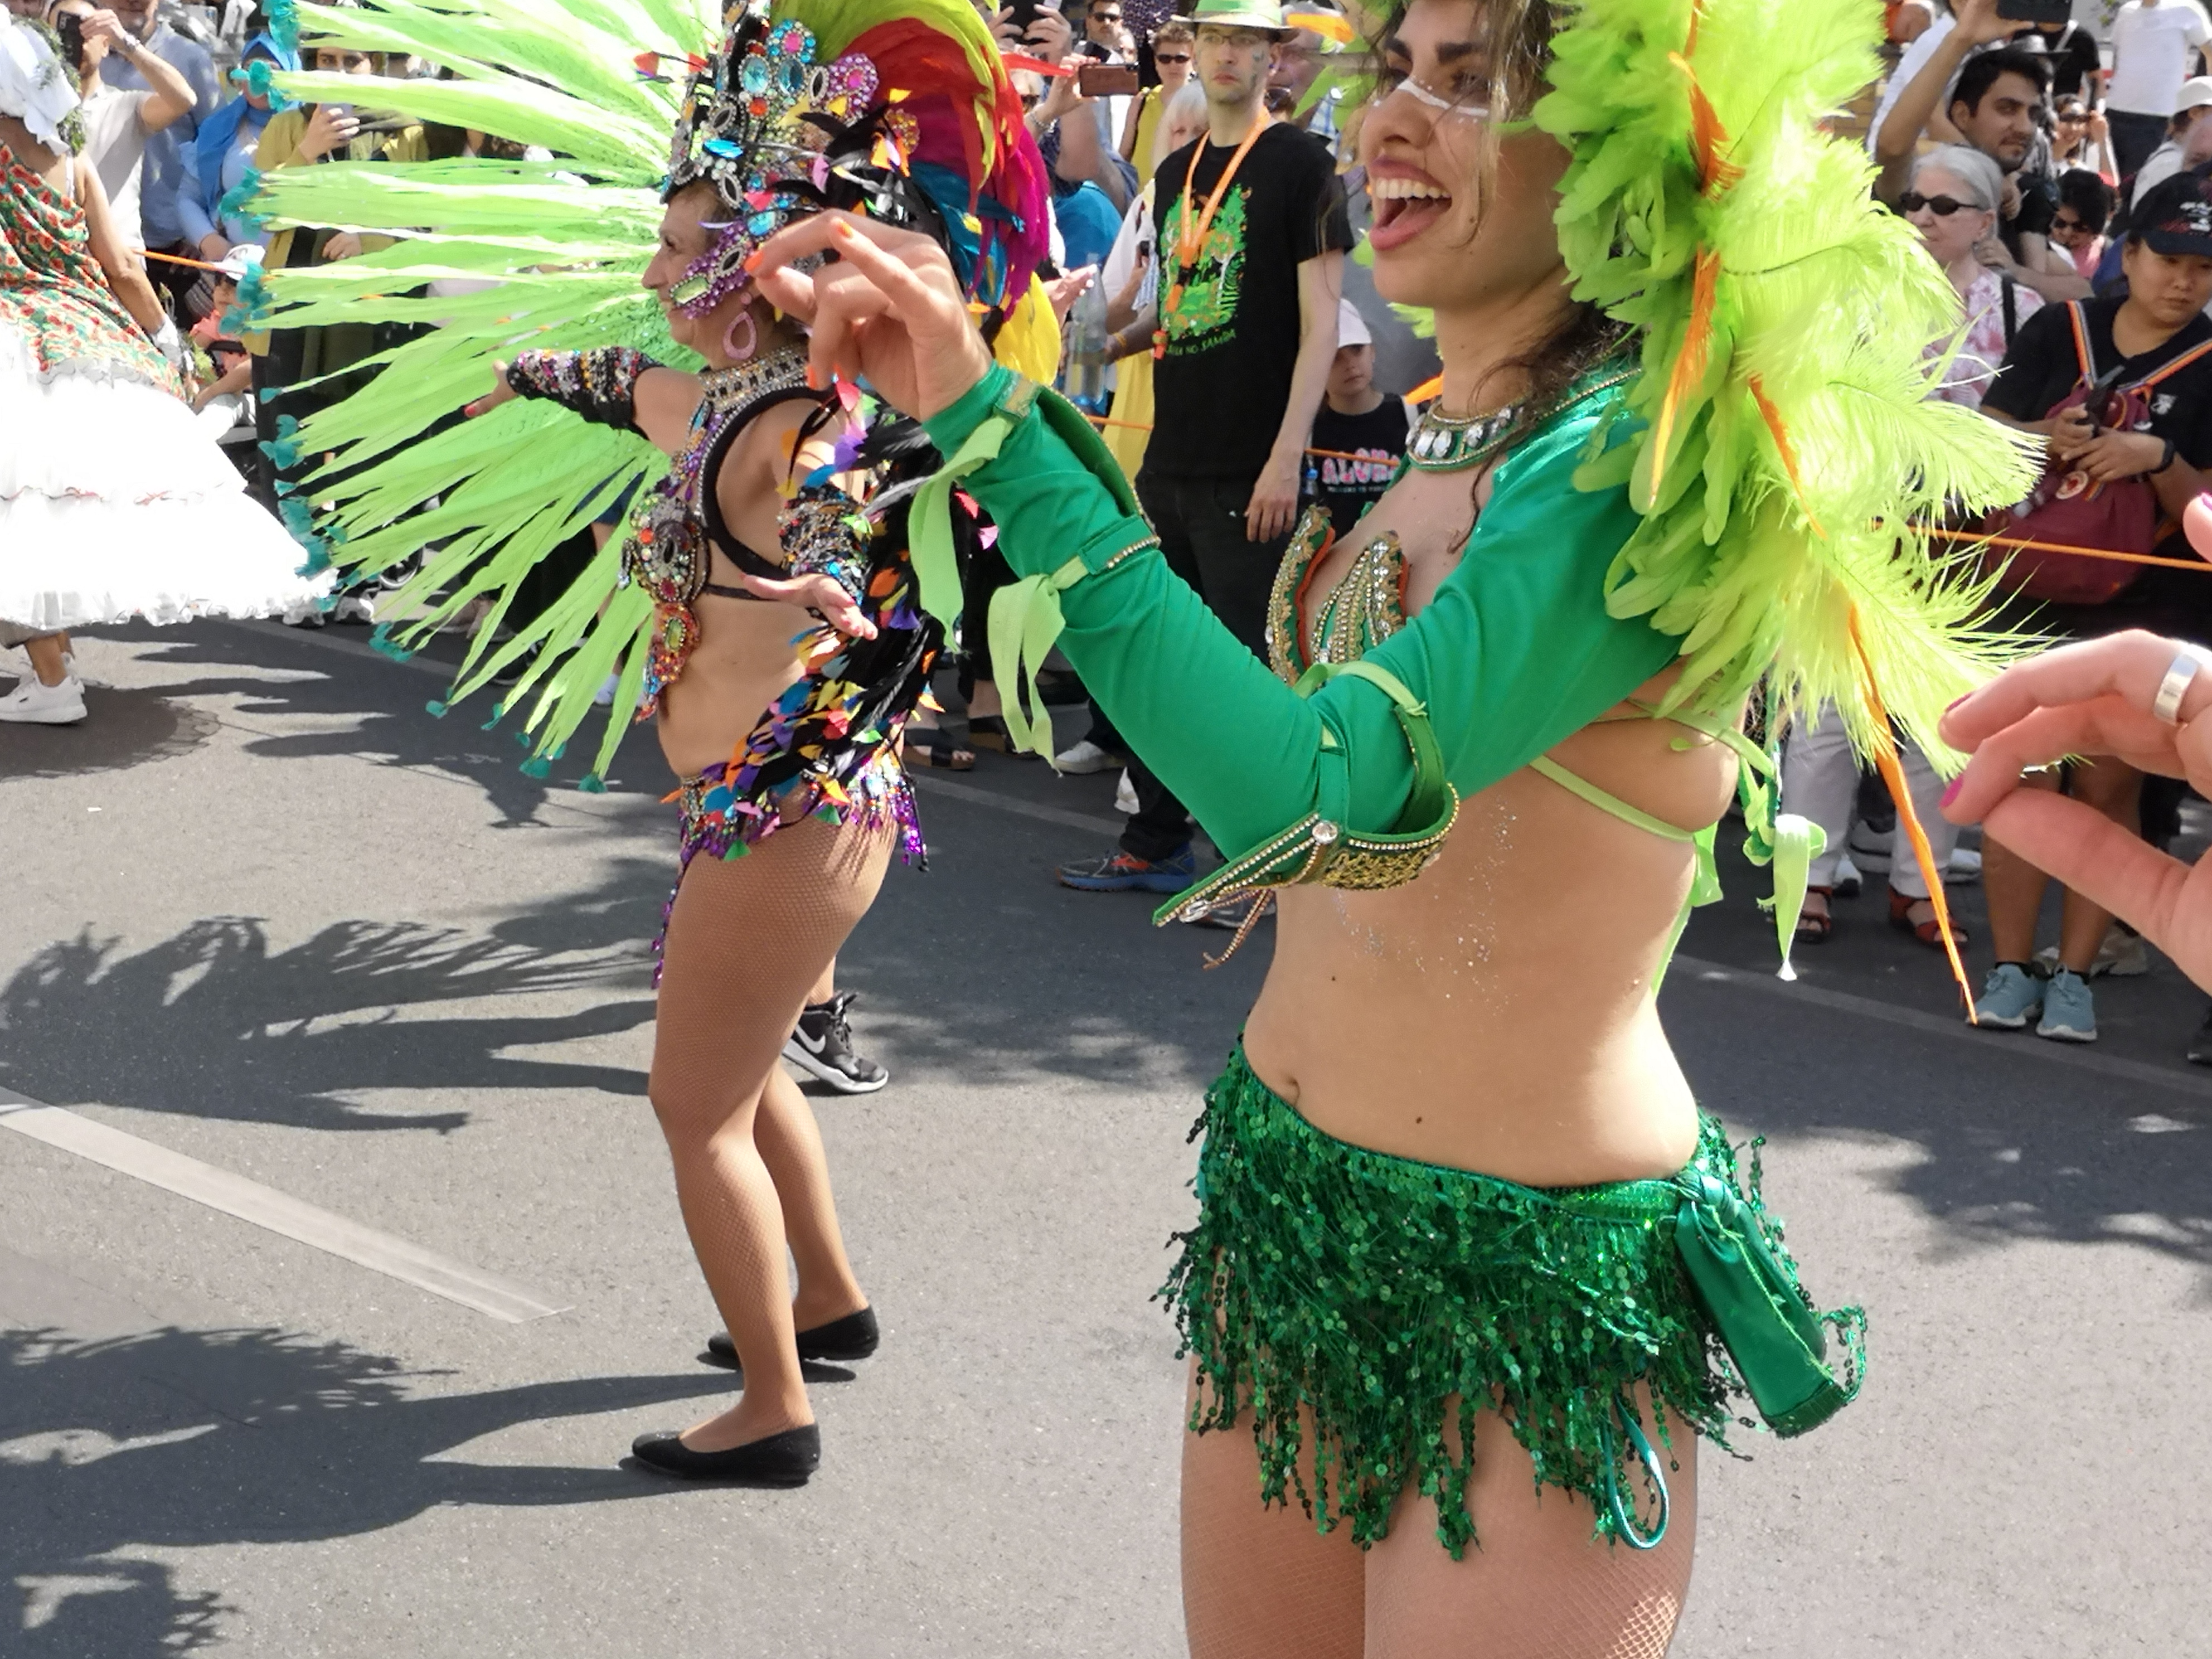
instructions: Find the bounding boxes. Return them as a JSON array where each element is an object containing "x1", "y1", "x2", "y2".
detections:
[
  {"x1": 2035, "y1": 967, "x2": 2098, "y2": 1043},
  {"x1": 1972, "y1": 963, "x2": 2043, "y2": 1030},
  {"x1": 1057, "y1": 844, "x2": 1196, "y2": 893}
]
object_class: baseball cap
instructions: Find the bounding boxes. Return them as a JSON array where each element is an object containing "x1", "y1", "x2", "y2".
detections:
[
  {"x1": 2133, "y1": 166, "x2": 2212, "y2": 258},
  {"x1": 1336, "y1": 298, "x2": 1371, "y2": 348},
  {"x1": 2177, "y1": 76, "x2": 2212, "y2": 115}
]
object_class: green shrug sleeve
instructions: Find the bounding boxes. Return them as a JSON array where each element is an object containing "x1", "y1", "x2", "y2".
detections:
[{"x1": 925, "y1": 366, "x2": 1682, "y2": 860}]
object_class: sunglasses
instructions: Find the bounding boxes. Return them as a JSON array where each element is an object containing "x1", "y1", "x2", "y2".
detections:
[
  {"x1": 2053, "y1": 215, "x2": 2089, "y2": 232},
  {"x1": 1154, "y1": 51, "x2": 1190, "y2": 62},
  {"x1": 1898, "y1": 191, "x2": 1979, "y2": 216},
  {"x1": 2058, "y1": 110, "x2": 2089, "y2": 122}
]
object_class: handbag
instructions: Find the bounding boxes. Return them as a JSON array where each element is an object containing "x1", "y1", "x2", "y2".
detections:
[
  {"x1": 1670, "y1": 1163, "x2": 1866, "y2": 1437},
  {"x1": 1988, "y1": 302, "x2": 2212, "y2": 606}
]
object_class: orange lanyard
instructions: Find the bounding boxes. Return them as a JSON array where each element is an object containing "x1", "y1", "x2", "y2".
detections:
[{"x1": 1155, "y1": 114, "x2": 1270, "y2": 357}]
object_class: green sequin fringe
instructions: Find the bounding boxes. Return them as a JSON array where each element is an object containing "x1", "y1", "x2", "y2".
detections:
[{"x1": 1162, "y1": 1046, "x2": 1803, "y2": 1559}]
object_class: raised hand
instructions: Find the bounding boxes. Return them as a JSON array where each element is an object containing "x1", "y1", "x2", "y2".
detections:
[
  {"x1": 745, "y1": 212, "x2": 994, "y2": 421},
  {"x1": 462, "y1": 361, "x2": 518, "y2": 418},
  {"x1": 1939, "y1": 630, "x2": 2212, "y2": 989},
  {"x1": 733, "y1": 571, "x2": 878, "y2": 639}
]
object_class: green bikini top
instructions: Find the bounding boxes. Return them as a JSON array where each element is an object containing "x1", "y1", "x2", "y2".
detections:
[{"x1": 1265, "y1": 506, "x2": 1778, "y2": 981}]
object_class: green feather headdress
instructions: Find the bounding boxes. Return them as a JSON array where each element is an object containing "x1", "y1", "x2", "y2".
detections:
[
  {"x1": 1537, "y1": 0, "x2": 2038, "y2": 759},
  {"x1": 1532, "y1": 0, "x2": 2041, "y2": 989}
]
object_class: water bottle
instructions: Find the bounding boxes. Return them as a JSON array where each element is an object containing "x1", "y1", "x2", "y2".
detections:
[{"x1": 1065, "y1": 276, "x2": 1109, "y2": 413}]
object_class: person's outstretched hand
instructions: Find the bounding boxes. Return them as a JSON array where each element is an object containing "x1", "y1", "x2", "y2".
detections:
[
  {"x1": 747, "y1": 212, "x2": 995, "y2": 421},
  {"x1": 1939, "y1": 630, "x2": 2212, "y2": 987},
  {"x1": 462, "y1": 361, "x2": 517, "y2": 418},
  {"x1": 733, "y1": 570, "x2": 877, "y2": 639}
]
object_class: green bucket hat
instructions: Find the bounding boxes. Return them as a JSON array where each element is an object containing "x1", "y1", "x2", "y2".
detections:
[{"x1": 1172, "y1": 0, "x2": 1294, "y2": 39}]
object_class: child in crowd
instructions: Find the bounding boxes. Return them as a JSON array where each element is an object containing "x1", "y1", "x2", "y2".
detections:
[{"x1": 1304, "y1": 299, "x2": 1412, "y2": 541}]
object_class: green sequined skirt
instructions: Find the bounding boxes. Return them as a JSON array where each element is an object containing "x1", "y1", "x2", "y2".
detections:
[{"x1": 1163, "y1": 1046, "x2": 1781, "y2": 1559}]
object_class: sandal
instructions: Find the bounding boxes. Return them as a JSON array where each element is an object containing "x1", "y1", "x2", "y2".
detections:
[
  {"x1": 1795, "y1": 885, "x2": 1834, "y2": 944},
  {"x1": 903, "y1": 727, "x2": 974, "y2": 770},
  {"x1": 1888, "y1": 886, "x2": 1966, "y2": 950},
  {"x1": 966, "y1": 715, "x2": 1039, "y2": 759}
]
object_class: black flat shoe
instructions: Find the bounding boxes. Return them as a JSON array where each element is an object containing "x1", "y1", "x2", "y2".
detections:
[
  {"x1": 707, "y1": 1306, "x2": 879, "y2": 1367},
  {"x1": 630, "y1": 1423, "x2": 820, "y2": 1485}
]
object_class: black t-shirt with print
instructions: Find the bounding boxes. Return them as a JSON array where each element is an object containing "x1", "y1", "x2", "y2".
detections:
[
  {"x1": 1147, "y1": 123, "x2": 1351, "y2": 481},
  {"x1": 1307, "y1": 396, "x2": 1410, "y2": 538},
  {"x1": 1983, "y1": 297, "x2": 2212, "y2": 468}
]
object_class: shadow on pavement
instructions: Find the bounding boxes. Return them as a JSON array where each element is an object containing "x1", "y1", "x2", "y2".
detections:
[
  {"x1": 99, "y1": 619, "x2": 668, "y2": 829},
  {"x1": 0, "y1": 1324, "x2": 730, "y2": 1657},
  {"x1": 0, "y1": 914, "x2": 656, "y2": 1133},
  {"x1": 0, "y1": 684, "x2": 218, "y2": 785}
]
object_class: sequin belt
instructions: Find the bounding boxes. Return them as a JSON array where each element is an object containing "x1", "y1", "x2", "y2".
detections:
[{"x1": 1162, "y1": 1045, "x2": 1853, "y2": 1559}]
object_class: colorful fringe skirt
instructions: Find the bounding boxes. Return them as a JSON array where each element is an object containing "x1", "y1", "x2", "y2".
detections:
[{"x1": 1163, "y1": 1046, "x2": 1801, "y2": 1558}]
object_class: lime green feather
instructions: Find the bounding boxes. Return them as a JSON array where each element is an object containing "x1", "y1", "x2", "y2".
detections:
[
  {"x1": 250, "y1": 0, "x2": 715, "y2": 778},
  {"x1": 1540, "y1": 0, "x2": 2041, "y2": 768}
]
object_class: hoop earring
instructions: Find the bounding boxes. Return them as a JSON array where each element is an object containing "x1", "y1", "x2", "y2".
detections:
[{"x1": 722, "y1": 307, "x2": 757, "y2": 363}]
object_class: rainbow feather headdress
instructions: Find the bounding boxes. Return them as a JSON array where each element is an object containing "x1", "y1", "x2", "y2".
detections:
[
  {"x1": 657, "y1": 0, "x2": 1047, "y2": 317},
  {"x1": 240, "y1": 0, "x2": 1051, "y2": 788}
]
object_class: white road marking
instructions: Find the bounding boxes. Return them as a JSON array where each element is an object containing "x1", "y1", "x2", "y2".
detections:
[{"x1": 0, "y1": 1090, "x2": 567, "y2": 1322}]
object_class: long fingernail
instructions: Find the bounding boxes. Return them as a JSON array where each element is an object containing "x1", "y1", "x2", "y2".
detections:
[
  {"x1": 742, "y1": 248, "x2": 765, "y2": 273},
  {"x1": 830, "y1": 219, "x2": 857, "y2": 241},
  {"x1": 1940, "y1": 776, "x2": 1963, "y2": 809},
  {"x1": 805, "y1": 364, "x2": 821, "y2": 389}
]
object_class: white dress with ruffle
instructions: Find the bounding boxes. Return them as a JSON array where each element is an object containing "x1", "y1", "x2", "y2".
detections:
[{"x1": 0, "y1": 153, "x2": 326, "y2": 634}]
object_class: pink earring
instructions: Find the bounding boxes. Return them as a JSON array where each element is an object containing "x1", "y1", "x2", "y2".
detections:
[{"x1": 722, "y1": 307, "x2": 757, "y2": 363}]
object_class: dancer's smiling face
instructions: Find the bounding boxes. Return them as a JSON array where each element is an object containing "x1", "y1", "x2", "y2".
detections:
[{"x1": 1359, "y1": 0, "x2": 1569, "y2": 313}]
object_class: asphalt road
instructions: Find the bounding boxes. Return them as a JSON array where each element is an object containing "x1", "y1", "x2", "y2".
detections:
[{"x1": 2, "y1": 619, "x2": 2207, "y2": 1658}]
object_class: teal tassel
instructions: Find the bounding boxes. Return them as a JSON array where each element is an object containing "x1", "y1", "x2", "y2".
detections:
[
  {"x1": 369, "y1": 624, "x2": 413, "y2": 661},
  {"x1": 425, "y1": 700, "x2": 449, "y2": 717},
  {"x1": 578, "y1": 773, "x2": 607, "y2": 793},
  {"x1": 519, "y1": 756, "x2": 552, "y2": 778}
]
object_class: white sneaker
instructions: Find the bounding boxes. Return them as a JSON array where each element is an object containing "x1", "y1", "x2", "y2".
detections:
[
  {"x1": 1844, "y1": 822, "x2": 1891, "y2": 873},
  {"x1": 1947, "y1": 846, "x2": 1982, "y2": 883},
  {"x1": 1114, "y1": 769, "x2": 1138, "y2": 814},
  {"x1": 594, "y1": 672, "x2": 619, "y2": 707},
  {"x1": 0, "y1": 673, "x2": 87, "y2": 724},
  {"x1": 332, "y1": 593, "x2": 376, "y2": 624},
  {"x1": 1055, "y1": 738, "x2": 1122, "y2": 774},
  {"x1": 1832, "y1": 853, "x2": 1862, "y2": 899},
  {"x1": 2035, "y1": 926, "x2": 2150, "y2": 980},
  {"x1": 282, "y1": 601, "x2": 327, "y2": 627}
]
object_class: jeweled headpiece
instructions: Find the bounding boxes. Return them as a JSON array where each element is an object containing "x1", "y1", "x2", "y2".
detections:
[{"x1": 654, "y1": 0, "x2": 1049, "y2": 321}]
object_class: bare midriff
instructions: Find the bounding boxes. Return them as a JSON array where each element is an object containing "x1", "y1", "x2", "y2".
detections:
[
  {"x1": 1239, "y1": 468, "x2": 1734, "y2": 1190},
  {"x1": 654, "y1": 566, "x2": 813, "y2": 779}
]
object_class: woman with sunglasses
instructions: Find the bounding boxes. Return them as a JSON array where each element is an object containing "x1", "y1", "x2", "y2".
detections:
[
  {"x1": 1123, "y1": 16, "x2": 1195, "y2": 166},
  {"x1": 755, "y1": 0, "x2": 2021, "y2": 1647},
  {"x1": 2053, "y1": 99, "x2": 2115, "y2": 187},
  {"x1": 2050, "y1": 167, "x2": 2114, "y2": 280}
]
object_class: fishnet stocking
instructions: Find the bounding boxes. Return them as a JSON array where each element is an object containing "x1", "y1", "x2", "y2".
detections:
[
  {"x1": 1183, "y1": 1380, "x2": 1695, "y2": 1659},
  {"x1": 649, "y1": 818, "x2": 891, "y2": 1439}
]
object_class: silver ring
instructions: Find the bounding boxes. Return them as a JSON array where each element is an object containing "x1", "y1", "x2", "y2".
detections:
[{"x1": 2153, "y1": 648, "x2": 2209, "y2": 725}]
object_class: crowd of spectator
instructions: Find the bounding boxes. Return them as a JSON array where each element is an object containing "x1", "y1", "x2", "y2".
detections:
[{"x1": 1833, "y1": 0, "x2": 2212, "y2": 1060}]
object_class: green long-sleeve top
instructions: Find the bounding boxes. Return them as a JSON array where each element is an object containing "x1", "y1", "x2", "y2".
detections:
[{"x1": 925, "y1": 365, "x2": 1685, "y2": 860}]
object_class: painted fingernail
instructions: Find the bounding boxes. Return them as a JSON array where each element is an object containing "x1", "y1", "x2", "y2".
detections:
[
  {"x1": 1940, "y1": 775, "x2": 1964, "y2": 809},
  {"x1": 830, "y1": 218, "x2": 857, "y2": 241},
  {"x1": 805, "y1": 363, "x2": 821, "y2": 389},
  {"x1": 741, "y1": 249, "x2": 765, "y2": 273}
]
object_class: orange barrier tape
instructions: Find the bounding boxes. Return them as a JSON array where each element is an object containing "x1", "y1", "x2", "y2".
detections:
[
  {"x1": 1925, "y1": 524, "x2": 2212, "y2": 574},
  {"x1": 141, "y1": 248, "x2": 235, "y2": 273}
]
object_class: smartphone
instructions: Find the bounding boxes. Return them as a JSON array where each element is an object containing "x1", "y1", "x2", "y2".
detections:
[
  {"x1": 1003, "y1": 0, "x2": 1045, "y2": 37},
  {"x1": 56, "y1": 9, "x2": 84, "y2": 69},
  {"x1": 1077, "y1": 62, "x2": 1139, "y2": 99},
  {"x1": 1996, "y1": 0, "x2": 2073, "y2": 24},
  {"x1": 2082, "y1": 363, "x2": 2128, "y2": 434},
  {"x1": 319, "y1": 101, "x2": 357, "y2": 123}
]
